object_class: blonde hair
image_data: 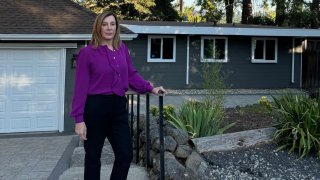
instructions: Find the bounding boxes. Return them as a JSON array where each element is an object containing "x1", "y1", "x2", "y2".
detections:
[{"x1": 91, "y1": 12, "x2": 121, "y2": 49}]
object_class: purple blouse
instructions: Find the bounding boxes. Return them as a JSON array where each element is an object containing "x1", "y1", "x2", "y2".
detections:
[{"x1": 70, "y1": 43, "x2": 153, "y2": 123}]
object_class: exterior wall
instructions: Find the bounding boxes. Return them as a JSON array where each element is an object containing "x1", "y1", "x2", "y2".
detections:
[
  {"x1": 125, "y1": 35, "x2": 187, "y2": 89},
  {"x1": 189, "y1": 36, "x2": 301, "y2": 89},
  {"x1": 64, "y1": 41, "x2": 86, "y2": 132}
]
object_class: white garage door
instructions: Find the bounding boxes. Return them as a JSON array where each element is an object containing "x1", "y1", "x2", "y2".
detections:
[{"x1": 0, "y1": 49, "x2": 62, "y2": 133}]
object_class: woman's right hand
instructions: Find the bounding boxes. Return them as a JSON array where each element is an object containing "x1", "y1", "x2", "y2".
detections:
[{"x1": 75, "y1": 122, "x2": 87, "y2": 140}]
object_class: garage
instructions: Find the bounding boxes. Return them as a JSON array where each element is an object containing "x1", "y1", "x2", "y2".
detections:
[{"x1": 0, "y1": 48, "x2": 65, "y2": 133}]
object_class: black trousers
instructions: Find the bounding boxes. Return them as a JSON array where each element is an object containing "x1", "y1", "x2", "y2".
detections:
[{"x1": 83, "y1": 94, "x2": 133, "y2": 180}]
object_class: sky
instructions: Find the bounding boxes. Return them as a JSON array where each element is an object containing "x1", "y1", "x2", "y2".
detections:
[{"x1": 184, "y1": 0, "x2": 195, "y2": 7}]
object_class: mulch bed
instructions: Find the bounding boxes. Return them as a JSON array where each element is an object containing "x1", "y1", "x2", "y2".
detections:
[{"x1": 222, "y1": 105, "x2": 276, "y2": 133}]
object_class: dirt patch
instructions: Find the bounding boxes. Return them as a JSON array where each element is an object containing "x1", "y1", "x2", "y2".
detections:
[{"x1": 222, "y1": 104, "x2": 276, "y2": 133}]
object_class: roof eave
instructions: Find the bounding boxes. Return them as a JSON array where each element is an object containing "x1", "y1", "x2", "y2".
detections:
[
  {"x1": 121, "y1": 24, "x2": 320, "y2": 37},
  {"x1": 0, "y1": 34, "x2": 138, "y2": 41}
]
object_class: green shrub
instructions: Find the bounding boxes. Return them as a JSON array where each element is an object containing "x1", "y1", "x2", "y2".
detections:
[
  {"x1": 272, "y1": 92, "x2": 320, "y2": 158},
  {"x1": 150, "y1": 105, "x2": 175, "y2": 121},
  {"x1": 258, "y1": 96, "x2": 273, "y2": 111},
  {"x1": 168, "y1": 100, "x2": 235, "y2": 138}
]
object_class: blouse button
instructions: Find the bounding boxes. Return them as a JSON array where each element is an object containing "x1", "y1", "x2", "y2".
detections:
[{"x1": 113, "y1": 57, "x2": 116, "y2": 60}]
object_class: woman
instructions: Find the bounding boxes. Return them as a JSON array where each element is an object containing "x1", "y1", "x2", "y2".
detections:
[{"x1": 71, "y1": 12, "x2": 166, "y2": 180}]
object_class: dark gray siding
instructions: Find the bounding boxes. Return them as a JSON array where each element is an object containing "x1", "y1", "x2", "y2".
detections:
[
  {"x1": 189, "y1": 36, "x2": 301, "y2": 89},
  {"x1": 64, "y1": 41, "x2": 86, "y2": 132},
  {"x1": 125, "y1": 35, "x2": 187, "y2": 89}
]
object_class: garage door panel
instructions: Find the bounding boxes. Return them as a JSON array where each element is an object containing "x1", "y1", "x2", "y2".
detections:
[
  {"x1": 0, "y1": 67, "x2": 7, "y2": 93},
  {"x1": 0, "y1": 117, "x2": 5, "y2": 131},
  {"x1": 0, "y1": 52, "x2": 7, "y2": 60},
  {"x1": 0, "y1": 101, "x2": 5, "y2": 112},
  {"x1": 37, "y1": 78, "x2": 58, "y2": 84},
  {"x1": 10, "y1": 117, "x2": 32, "y2": 129},
  {"x1": 11, "y1": 50, "x2": 34, "y2": 61},
  {"x1": 11, "y1": 99, "x2": 33, "y2": 112},
  {"x1": 35, "y1": 116, "x2": 56, "y2": 128},
  {"x1": 40, "y1": 50, "x2": 61, "y2": 60},
  {"x1": 38, "y1": 67, "x2": 58, "y2": 77},
  {"x1": 37, "y1": 84, "x2": 57, "y2": 94},
  {"x1": 35, "y1": 101, "x2": 57, "y2": 112}
]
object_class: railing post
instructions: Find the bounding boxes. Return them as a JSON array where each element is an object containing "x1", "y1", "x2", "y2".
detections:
[
  {"x1": 145, "y1": 93, "x2": 151, "y2": 167},
  {"x1": 126, "y1": 95, "x2": 129, "y2": 111},
  {"x1": 158, "y1": 96, "x2": 165, "y2": 180},
  {"x1": 130, "y1": 94, "x2": 134, "y2": 136},
  {"x1": 136, "y1": 94, "x2": 140, "y2": 163}
]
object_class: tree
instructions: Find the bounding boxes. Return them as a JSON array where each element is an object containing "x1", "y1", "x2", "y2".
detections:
[
  {"x1": 274, "y1": 0, "x2": 286, "y2": 26},
  {"x1": 288, "y1": 0, "x2": 305, "y2": 27},
  {"x1": 73, "y1": 0, "x2": 155, "y2": 20},
  {"x1": 310, "y1": 0, "x2": 320, "y2": 28},
  {"x1": 225, "y1": 0, "x2": 234, "y2": 23},
  {"x1": 196, "y1": 0, "x2": 223, "y2": 23},
  {"x1": 150, "y1": 0, "x2": 180, "y2": 21},
  {"x1": 181, "y1": 6, "x2": 201, "y2": 22},
  {"x1": 241, "y1": 0, "x2": 253, "y2": 24}
]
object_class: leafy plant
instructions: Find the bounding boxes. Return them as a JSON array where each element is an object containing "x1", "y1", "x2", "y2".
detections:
[
  {"x1": 235, "y1": 107, "x2": 245, "y2": 117},
  {"x1": 168, "y1": 100, "x2": 235, "y2": 138},
  {"x1": 272, "y1": 92, "x2": 320, "y2": 158},
  {"x1": 258, "y1": 96, "x2": 273, "y2": 111},
  {"x1": 150, "y1": 105, "x2": 175, "y2": 121}
]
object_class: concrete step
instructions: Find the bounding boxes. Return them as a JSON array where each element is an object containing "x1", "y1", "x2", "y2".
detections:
[
  {"x1": 71, "y1": 145, "x2": 115, "y2": 167},
  {"x1": 59, "y1": 164, "x2": 150, "y2": 180}
]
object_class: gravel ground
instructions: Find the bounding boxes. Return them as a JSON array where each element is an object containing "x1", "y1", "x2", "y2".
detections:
[{"x1": 200, "y1": 143, "x2": 320, "y2": 180}]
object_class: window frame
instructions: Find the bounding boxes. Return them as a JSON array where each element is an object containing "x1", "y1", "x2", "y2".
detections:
[
  {"x1": 251, "y1": 37, "x2": 278, "y2": 63},
  {"x1": 147, "y1": 35, "x2": 176, "y2": 63},
  {"x1": 200, "y1": 36, "x2": 228, "y2": 63}
]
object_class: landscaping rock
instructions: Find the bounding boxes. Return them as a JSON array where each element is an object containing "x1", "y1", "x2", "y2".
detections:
[{"x1": 192, "y1": 127, "x2": 277, "y2": 153}]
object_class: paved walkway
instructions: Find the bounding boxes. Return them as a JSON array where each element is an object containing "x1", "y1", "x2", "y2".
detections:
[
  {"x1": 0, "y1": 133, "x2": 77, "y2": 180},
  {"x1": 0, "y1": 93, "x2": 279, "y2": 179}
]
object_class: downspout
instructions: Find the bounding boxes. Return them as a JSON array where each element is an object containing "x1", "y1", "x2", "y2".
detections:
[
  {"x1": 186, "y1": 35, "x2": 190, "y2": 85},
  {"x1": 300, "y1": 38, "x2": 306, "y2": 88},
  {"x1": 291, "y1": 38, "x2": 295, "y2": 83}
]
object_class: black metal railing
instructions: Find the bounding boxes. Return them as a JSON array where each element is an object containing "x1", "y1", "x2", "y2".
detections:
[{"x1": 126, "y1": 92, "x2": 165, "y2": 180}]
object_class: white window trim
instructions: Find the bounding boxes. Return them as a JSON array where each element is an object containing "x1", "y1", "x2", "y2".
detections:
[
  {"x1": 147, "y1": 35, "x2": 176, "y2": 62},
  {"x1": 251, "y1": 37, "x2": 278, "y2": 63},
  {"x1": 200, "y1": 36, "x2": 228, "y2": 63}
]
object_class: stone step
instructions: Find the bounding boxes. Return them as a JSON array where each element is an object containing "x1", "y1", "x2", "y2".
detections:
[
  {"x1": 79, "y1": 138, "x2": 110, "y2": 147},
  {"x1": 59, "y1": 164, "x2": 149, "y2": 180},
  {"x1": 71, "y1": 145, "x2": 115, "y2": 167}
]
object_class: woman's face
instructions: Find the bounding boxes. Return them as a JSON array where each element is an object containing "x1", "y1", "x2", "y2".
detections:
[{"x1": 101, "y1": 15, "x2": 117, "y2": 42}]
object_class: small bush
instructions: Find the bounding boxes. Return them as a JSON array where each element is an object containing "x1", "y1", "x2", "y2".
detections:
[
  {"x1": 150, "y1": 105, "x2": 175, "y2": 121},
  {"x1": 272, "y1": 92, "x2": 320, "y2": 158},
  {"x1": 258, "y1": 96, "x2": 272, "y2": 111},
  {"x1": 168, "y1": 100, "x2": 234, "y2": 138}
]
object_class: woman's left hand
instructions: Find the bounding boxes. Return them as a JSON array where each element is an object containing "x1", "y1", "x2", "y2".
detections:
[{"x1": 151, "y1": 86, "x2": 167, "y2": 96}]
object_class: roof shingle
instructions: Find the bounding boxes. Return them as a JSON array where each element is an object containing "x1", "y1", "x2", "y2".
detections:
[{"x1": 0, "y1": 0, "x2": 96, "y2": 34}]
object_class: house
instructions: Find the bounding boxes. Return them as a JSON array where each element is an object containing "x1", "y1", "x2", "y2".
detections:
[
  {"x1": 121, "y1": 21, "x2": 320, "y2": 92},
  {"x1": 1, "y1": 0, "x2": 319, "y2": 134}
]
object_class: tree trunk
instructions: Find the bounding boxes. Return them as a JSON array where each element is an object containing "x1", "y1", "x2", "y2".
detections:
[
  {"x1": 311, "y1": 0, "x2": 320, "y2": 28},
  {"x1": 275, "y1": 0, "x2": 286, "y2": 26},
  {"x1": 241, "y1": 0, "x2": 253, "y2": 24},
  {"x1": 225, "y1": 0, "x2": 234, "y2": 23}
]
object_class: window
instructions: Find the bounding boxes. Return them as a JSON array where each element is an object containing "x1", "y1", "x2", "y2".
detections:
[
  {"x1": 148, "y1": 36, "x2": 176, "y2": 62},
  {"x1": 252, "y1": 38, "x2": 277, "y2": 63},
  {"x1": 201, "y1": 37, "x2": 228, "y2": 62}
]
